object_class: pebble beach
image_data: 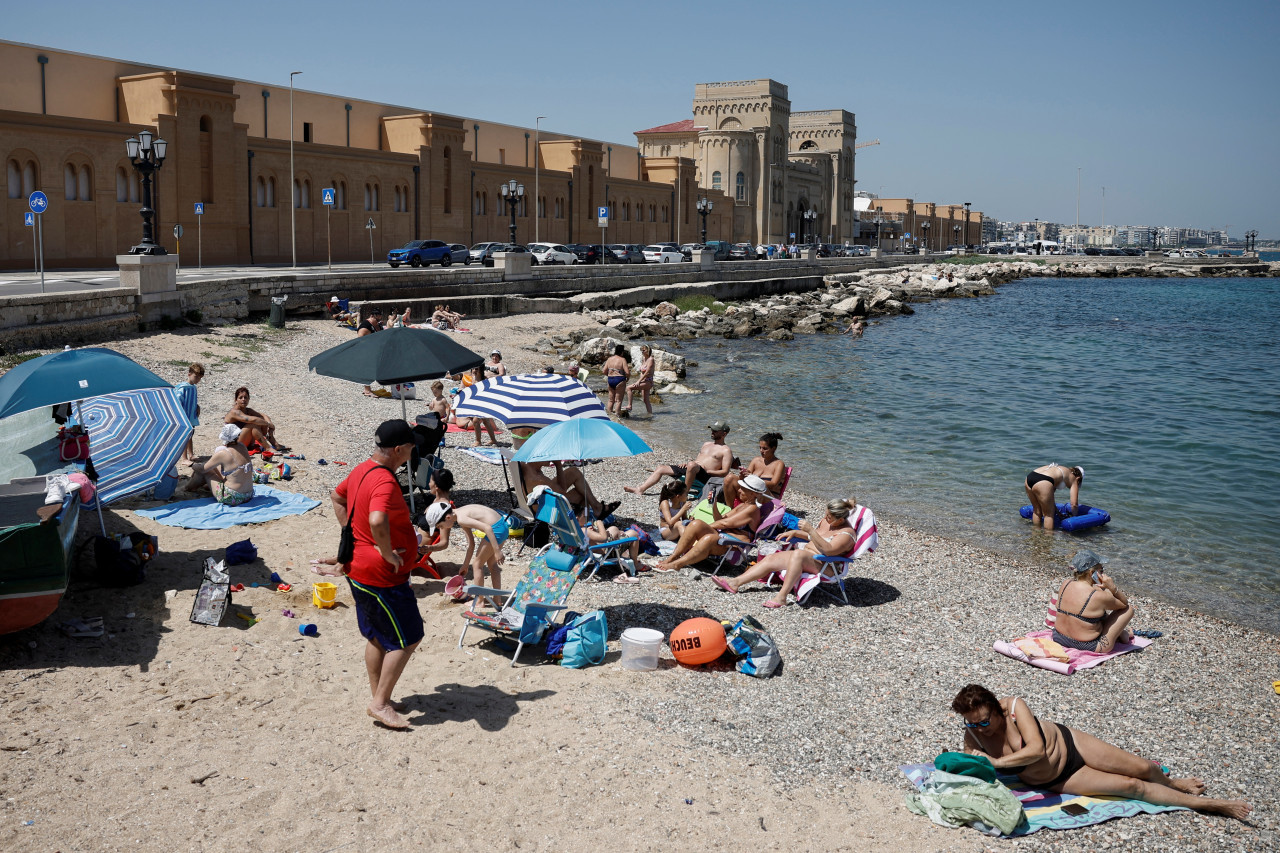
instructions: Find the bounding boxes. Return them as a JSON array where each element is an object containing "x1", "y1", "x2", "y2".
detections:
[{"x1": 1, "y1": 312, "x2": 1276, "y2": 852}]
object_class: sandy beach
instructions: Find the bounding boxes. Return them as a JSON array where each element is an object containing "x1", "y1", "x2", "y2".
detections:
[{"x1": 2, "y1": 314, "x2": 1276, "y2": 853}]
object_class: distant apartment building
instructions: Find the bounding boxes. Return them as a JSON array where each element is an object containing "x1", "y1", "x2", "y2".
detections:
[{"x1": 1060, "y1": 225, "x2": 1115, "y2": 246}]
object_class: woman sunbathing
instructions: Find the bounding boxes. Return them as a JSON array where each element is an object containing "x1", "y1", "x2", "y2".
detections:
[
  {"x1": 722, "y1": 432, "x2": 786, "y2": 501},
  {"x1": 657, "y1": 480, "x2": 690, "y2": 542},
  {"x1": 1052, "y1": 549, "x2": 1134, "y2": 653},
  {"x1": 951, "y1": 684, "x2": 1250, "y2": 820},
  {"x1": 651, "y1": 474, "x2": 768, "y2": 572},
  {"x1": 711, "y1": 496, "x2": 856, "y2": 608}
]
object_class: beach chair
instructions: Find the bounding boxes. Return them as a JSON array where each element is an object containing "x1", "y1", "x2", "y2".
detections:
[
  {"x1": 768, "y1": 504, "x2": 878, "y2": 605},
  {"x1": 499, "y1": 448, "x2": 548, "y2": 554},
  {"x1": 712, "y1": 498, "x2": 788, "y2": 576},
  {"x1": 530, "y1": 487, "x2": 638, "y2": 582},
  {"x1": 775, "y1": 466, "x2": 793, "y2": 499},
  {"x1": 457, "y1": 547, "x2": 578, "y2": 666}
]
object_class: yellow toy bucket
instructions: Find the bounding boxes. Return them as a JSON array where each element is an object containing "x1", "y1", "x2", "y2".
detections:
[{"x1": 312, "y1": 582, "x2": 337, "y2": 609}]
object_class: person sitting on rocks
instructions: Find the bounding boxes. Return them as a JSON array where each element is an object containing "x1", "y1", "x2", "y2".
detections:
[
  {"x1": 520, "y1": 459, "x2": 619, "y2": 520},
  {"x1": 625, "y1": 420, "x2": 734, "y2": 498},
  {"x1": 950, "y1": 684, "x2": 1250, "y2": 820},
  {"x1": 183, "y1": 424, "x2": 256, "y2": 505},
  {"x1": 650, "y1": 474, "x2": 768, "y2": 572},
  {"x1": 224, "y1": 387, "x2": 289, "y2": 452},
  {"x1": 723, "y1": 432, "x2": 786, "y2": 502}
]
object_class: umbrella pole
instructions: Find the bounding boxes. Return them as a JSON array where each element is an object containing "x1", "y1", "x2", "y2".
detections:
[
  {"x1": 76, "y1": 399, "x2": 108, "y2": 537},
  {"x1": 401, "y1": 396, "x2": 415, "y2": 515}
]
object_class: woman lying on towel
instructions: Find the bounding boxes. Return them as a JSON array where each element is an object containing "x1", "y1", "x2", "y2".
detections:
[
  {"x1": 711, "y1": 496, "x2": 856, "y2": 608},
  {"x1": 1052, "y1": 549, "x2": 1135, "y2": 653},
  {"x1": 951, "y1": 684, "x2": 1250, "y2": 820}
]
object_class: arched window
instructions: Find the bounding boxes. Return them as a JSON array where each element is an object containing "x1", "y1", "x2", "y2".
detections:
[
  {"x1": 474, "y1": 191, "x2": 480, "y2": 215},
  {"x1": 119, "y1": 168, "x2": 131, "y2": 203},
  {"x1": 296, "y1": 179, "x2": 312, "y2": 209},
  {"x1": 256, "y1": 176, "x2": 266, "y2": 207},
  {"x1": 297, "y1": 180, "x2": 304, "y2": 209},
  {"x1": 78, "y1": 165, "x2": 92, "y2": 201},
  {"x1": 661, "y1": 205, "x2": 668, "y2": 223},
  {"x1": 735, "y1": 171, "x2": 745, "y2": 201},
  {"x1": 199, "y1": 115, "x2": 213, "y2": 202},
  {"x1": 365, "y1": 183, "x2": 372, "y2": 211},
  {"x1": 482, "y1": 191, "x2": 487, "y2": 215},
  {"x1": 22, "y1": 161, "x2": 38, "y2": 197},
  {"x1": 6, "y1": 159, "x2": 19, "y2": 198},
  {"x1": 649, "y1": 204, "x2": 656, "y2": 222},
  {"x1": 587, "y1": 165, "x2": 594, "y2": 211},
  {"x1": 266, "y1": 177, "x2": 275, "y2": 207},
  {"x1": 371, "y1": 183, "x2": 378, "y2": 211},
  {"x1": 65, "y1": 164, "x2": 78, "y2": 201},
  {"x1": 443, "y1": 146, "x2": 452, "y2": 213},
  {"x1": 338, "y1": 180, "x2": 346, "y2": 210},
  {"x1": 712, "y1": 170, "x2": 721, "y2": 191},
  {"x1": 799, "y1": 140, "x2": 818, "y2": 151},
  {"x1": 393, "y1": 186, "x2": 402, "y2": 212}
]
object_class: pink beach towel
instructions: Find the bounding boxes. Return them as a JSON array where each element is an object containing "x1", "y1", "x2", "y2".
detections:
[{"x1": 994, "y1": 629, "x2": 1152, "y2": 675}]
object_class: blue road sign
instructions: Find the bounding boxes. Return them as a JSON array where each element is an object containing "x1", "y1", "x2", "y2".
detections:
[
  {"x1": 194, "y1": 202, "x2": 204, "y2": 215},
  {"x1": 322, "y1": 188, "x2": 336, "y2": 206},
  {"x1": 24, "y1": 212, "x2": 34, "y2": 227},
  {"x1": 28, "y1": 191, "x2": 48, "y2": 213},
  {"x1": 597, "y1": 206, "x2": 609, "y2": 219}
]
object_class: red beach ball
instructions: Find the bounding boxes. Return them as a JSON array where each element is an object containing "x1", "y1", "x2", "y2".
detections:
[{"x1": 669, "y1": 617, "x2": 727, "y2": 666}]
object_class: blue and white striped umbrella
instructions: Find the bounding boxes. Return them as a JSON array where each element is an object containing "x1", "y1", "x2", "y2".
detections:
[
  {"x1": 453, "y1": 373, "x2": 607, "y2": 429},
  {"x1": 78, "y1": 388, "x2": 192, "y2": 505}
]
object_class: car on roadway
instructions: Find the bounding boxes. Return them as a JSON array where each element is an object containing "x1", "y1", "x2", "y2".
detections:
[
  {"x1": 528, "y1": 243, "x2": 578, "y2": 265},
  {"x1": 701, "y1": 241, "x2": 732, "y2": 261},
  {"x1": 387, "y1": 239, "x2": 458, "y2": 268},
  {"x1": 679, "y1": 242, "x2": 701, "y2": 260},
  {"x1": 480, "y1": 244, "x2": 531, "y2": 267},
  {"x1": 643, "y1": 244, "x2": 684, "y2": 263},
  {"x1": 449, "y1": 244, "x2": 472, "y2": 265},
  {"x1": 468, "y1": 242, "x2": 505, "y2": 264},
  {"x1": 606, "y1": 244, "x2": 646, "y2": 263},
  {"x1": 728, "y1": 242, "x2": 757, "y2": 260},
  {"x1": 840, "y1": 245, "x2": 870, "y2": 257}
]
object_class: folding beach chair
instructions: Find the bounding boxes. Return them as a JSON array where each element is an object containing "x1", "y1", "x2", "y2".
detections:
[
  {"x1": 768, "y1": 504, "x2": 879, "y2": 605},
  {"x1": 529, "y1": 487, "x2": 638, "y2": 582},
  {"x1": 712, "y1": 498, "x2": 788, "y2": 576},
  {"x1": 457, "y1": 547, "x2": 578, "y2": 666}
]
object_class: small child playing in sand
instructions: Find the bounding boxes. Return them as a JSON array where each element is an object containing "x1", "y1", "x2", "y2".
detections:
[
  {"x1": 174, "y1": 363, "x2": 204, "y2": 462},
  {"x1": 421, "y1": 501, "x2": 507, "y2": 593}
]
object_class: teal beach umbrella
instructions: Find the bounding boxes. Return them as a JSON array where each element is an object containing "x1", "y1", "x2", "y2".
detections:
[{"x1": 511, "y1": 418, "x2": 652, "y2": 463}]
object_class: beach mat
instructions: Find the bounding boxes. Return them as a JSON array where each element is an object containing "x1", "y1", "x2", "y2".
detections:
[
  {"x1": 900, "y1": 762, "x2": 1184, "y2": 836},
  {"x1": 133, "y1": 485, "x2": 321, "y2": 529},
  {"x1": 458, "y1": 446, "x2": 504, "y2": 465},
  {"x1": 994, "y1": 629, "x2": 1151, "y2": 674}
]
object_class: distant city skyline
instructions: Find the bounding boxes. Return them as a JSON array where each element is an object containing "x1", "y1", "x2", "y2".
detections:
[{"x1": 6, "y1": 0, "x2": 1278, "y2": 238}]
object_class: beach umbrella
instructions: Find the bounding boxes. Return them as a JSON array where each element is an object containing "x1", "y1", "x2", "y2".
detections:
[
  {"x1": 454, "y1": 373, "x2": 608, "y2": 429},
  {"x1": 307, "y1": 327, "x2": 484, "y2": 512},
  {"x1": 511, "y1": 417, "x2": 651, "y2": 464},
  {"x1": 0, "y1": 347, "x2": 171, "y2": 419},
  {"x1": 77, "y1": 388, "x2": 192, "y2": 506}
]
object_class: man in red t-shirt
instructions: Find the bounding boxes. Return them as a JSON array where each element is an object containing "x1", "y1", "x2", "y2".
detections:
[{"x1": 331, "y1": 419, "x2": 422, "y2": 729}]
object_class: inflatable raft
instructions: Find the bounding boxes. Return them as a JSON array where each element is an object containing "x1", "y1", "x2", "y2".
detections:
[{"x1": 1019, "y1": 502, "x2": 1111, "y2": 532}]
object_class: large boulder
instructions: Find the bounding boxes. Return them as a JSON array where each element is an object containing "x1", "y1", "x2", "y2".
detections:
[
  {"x1": 868, "y1": 286, "x2": 895, "y2": 311},
  {"x1": 830, "y1": 295, "x2": 866, "y2": 316},
  {"x1": 573, "y1": 336, "x2": 630, "y2": 365},
  {"x1": 654, "y1": 301, "x2": 680, "y2": 318}
]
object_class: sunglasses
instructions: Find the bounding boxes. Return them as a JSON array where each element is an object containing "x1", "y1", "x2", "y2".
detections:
[{"x1": 963, "y1": 717, "x2": 993, "y2": 729}]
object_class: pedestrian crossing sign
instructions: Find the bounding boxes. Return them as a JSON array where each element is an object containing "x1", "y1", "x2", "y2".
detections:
[{"x1": 322, "y1": 188, "x2": 336, "y2": 206}]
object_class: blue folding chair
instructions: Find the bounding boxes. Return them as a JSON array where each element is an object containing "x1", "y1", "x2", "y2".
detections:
[{"x1": 531, "y1": 487, "x2": 638, "y2": 582}]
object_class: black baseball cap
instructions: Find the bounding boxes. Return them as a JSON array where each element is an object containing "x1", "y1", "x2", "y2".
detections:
[{"x1": 375, "y1": 419, "x2": 414, "y2": 448}]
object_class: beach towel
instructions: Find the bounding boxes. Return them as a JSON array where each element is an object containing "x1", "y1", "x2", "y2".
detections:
[
  {"x1": 445, "y1": 423, "x2": 470, "y2": 433},
  {"x1": 994, "y1": 629, "x2": 1152, "y2": 675},
  {"x1": 900, "y1": 763, "x2": 1185, "y2": 836},
  {"x1": 459, "y1": 446, "x2": 505, "y2": 465},
  {"x1": 133, "y1": 485, "x2": 321, "y2": 529}
]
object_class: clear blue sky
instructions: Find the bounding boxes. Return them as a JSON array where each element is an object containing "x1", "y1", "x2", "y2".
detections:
[{"x1": 10, "y1": 0, "x2": 1279, "y2": 237}]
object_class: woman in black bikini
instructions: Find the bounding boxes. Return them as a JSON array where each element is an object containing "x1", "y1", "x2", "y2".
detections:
[
  {"x1": 602, "y1": 345, "x2": 631, "y2": 416},
  {"x1": 952, "y1": 684, "x2": 1250, "y2": 820},
  {"x1": 1024, "y1": 463, "x2": 1084, "y2": 530},
  {"x1": 1052, "y1": 549, "x2": 1134, "y2": 652}
]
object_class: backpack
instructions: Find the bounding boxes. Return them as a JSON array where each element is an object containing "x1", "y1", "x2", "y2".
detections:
[{"x1": 560, "y1": 610, "x2": 608, "y2": 668}]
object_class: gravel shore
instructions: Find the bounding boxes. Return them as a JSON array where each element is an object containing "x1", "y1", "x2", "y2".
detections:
[{"x1": 6, "y1": 313, "x2": 1276, "y2": 851}]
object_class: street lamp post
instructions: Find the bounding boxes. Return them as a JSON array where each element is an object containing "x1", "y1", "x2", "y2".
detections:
[
  {"x1": 920, "y1": 220, "x2": 930, "y2": 254},
  {"x1": 499, "y1": 179, "x2": 524, "y2": 245},
  {"x1": 534, "y1": 116, "x2": 545, "y2": 242},
  {"x1": 125, "y1": 129, "x2": 169, "y2": 254},
  {"x1": 874, "y1": 206, "x2": 883, "y2": 253},
  {"x1": 289, "y1": 70, "x2": 302, "y2": 268},
  {"x1": 964, "y1": 201, "x2": 972, "y2": 250},
  {"x1": 802, "y1": 209, "x2": 817, "y2": 244},
  {"x1": 953, "y1": 223, "x2": 961, "y2": 249},
  {"x1": 697, "y1": 196, "x2": 712, "y2": 243},
  {"x1": 1246, "y1": 229, "x2": 1259, "y2": 253}
]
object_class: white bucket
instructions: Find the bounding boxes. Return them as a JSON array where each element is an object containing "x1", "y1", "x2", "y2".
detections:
[{"x1": 620, "y1": 627, "x2": 664, "y2": 671}]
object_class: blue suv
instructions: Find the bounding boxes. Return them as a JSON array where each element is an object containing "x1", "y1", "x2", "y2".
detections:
[{"x1": 387, "y1": 240, "x2": 458, "y2": 268}]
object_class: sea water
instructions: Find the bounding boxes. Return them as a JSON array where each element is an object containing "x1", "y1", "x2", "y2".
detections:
[{"x1": 632, "y1": 276, "x2": 1280, "y2": 633}]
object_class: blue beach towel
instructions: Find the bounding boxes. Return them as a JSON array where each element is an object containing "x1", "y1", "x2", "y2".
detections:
[{"x1": 134, "y1": 485, "x2": 321, "y2": 529}]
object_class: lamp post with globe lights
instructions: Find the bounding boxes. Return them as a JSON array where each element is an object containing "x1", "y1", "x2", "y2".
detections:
[
  {"x1": 697, "y1": 196, "x2": 713, "y2": 243},
  {"x1": 802, "y1": 208, "x2": 817, "y2": 244},
  {"x1": 499, "y1": 179, "x2": 524, "y2": 245},
  {"x1": 125, "y1": 130, "x2": 169, "y2": 254}
]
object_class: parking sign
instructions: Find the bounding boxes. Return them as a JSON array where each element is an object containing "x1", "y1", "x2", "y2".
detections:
[{"x1": 597, "y1": 205, "x2": 608, "y2": 227}]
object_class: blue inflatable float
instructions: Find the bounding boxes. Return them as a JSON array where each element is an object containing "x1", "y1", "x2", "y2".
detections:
[{"x1": 1019, "y1": 502, "x2": 1111, "y2": 532}]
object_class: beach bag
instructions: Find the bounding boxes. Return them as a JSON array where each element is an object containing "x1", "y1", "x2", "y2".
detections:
[
  {"x1": 225, "y1": 539, "x2": 258, "y2": 565},
  {"x1": 544, "y1": 611, "x2": 582, "y2": 658},
  {"x1": 560, "y1": 610, "x2": 607, "y2": 668},
  {"x1": 336, "y1": 465, "x2": 384, "y2": 564},
  {"x1": 391, "y1": 383, "x2": 416, "y2": 400},
  {"x1": 723, "y1": 614, "x2": 781, "y2": 678},
  {"x1": 59, "y1": 428, "x2": 90, "y2": 462},
  {"x1": 191, "y1": 557, "x2": 231, "y2": 627},
  {"x1": 94, "y1": 532, "x2": 156, "y2": 587}
]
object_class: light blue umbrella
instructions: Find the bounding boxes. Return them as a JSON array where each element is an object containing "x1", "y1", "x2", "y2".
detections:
[
  {"x1": 454, "y1": 373, "x2": 607, "y2": 429},
  {"x1": 511, "y1": 417, "x2": 651, "y2": 463},
  {"x1": 0, "y1": 348, "x2": 171, "y2": 419},
  {"x1": 77, "y1": 388, "x2": 192, "y2": 507}
]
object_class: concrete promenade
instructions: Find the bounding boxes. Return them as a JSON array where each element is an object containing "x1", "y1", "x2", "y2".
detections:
[{"x1": 0, "y1": 254, "x2": 1265, "y2": 352}]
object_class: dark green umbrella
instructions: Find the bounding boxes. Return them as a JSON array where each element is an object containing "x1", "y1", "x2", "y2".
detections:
[
  {"x1": 307, "y1": 327, "x2": 484, "y2": 513},
  {"x1": 307, "y1": 326, "x2": 484, "y2": 386}
]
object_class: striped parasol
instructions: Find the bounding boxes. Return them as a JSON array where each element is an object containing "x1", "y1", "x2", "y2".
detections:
[
  {"x1": 453, "y1": 373, "x2": 607, "y2": 429},
  {"x1": 78, "y1": 388, "x2": 193, "y2": 506}
]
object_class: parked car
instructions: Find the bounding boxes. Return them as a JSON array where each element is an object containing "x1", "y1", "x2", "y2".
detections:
[
  {"x1": 679, "y1": 242, "x2": 702, "y2": 261},
  {"x1": 449, "y1": 243, "x2": 472, "y2": 265},
  {"x1": 606, "y1": 244, "x2": 646, "y2": 263},
  {"x1": 727, "y1": 242, "x2": 753, "y2": 260},
  {"x1": 468, "y1": 242, "x2": 505, "y2": 264},
  {"x1": 840, "y1": 245, "x2": 870, "y2": 257},
  {"x1": 643, "y1": 244, "x2": 684, "y2": 263},
  {"x1": 528, "y1": 243, "x2": 577, "y2": 265},
  {"x1": 387, "y1": 239, "x2": 457, "y2": 268},
  {"x1": 480, "y1": 244, "x2": 531, "y2": 267},
  {"x1": 702, "y1": 241, "x2": 732, "y2": 261},
  {"x1": 568, "y1": 244, "x2": 602, "y2": 264},
  {"x1": 1083, "y1": 247, "x2": 1101, "y2": 255}
]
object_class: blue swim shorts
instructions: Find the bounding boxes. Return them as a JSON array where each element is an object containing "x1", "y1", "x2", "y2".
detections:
[{"x1": 347, "y1": 579, "x2": 425, "y2": 651}]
